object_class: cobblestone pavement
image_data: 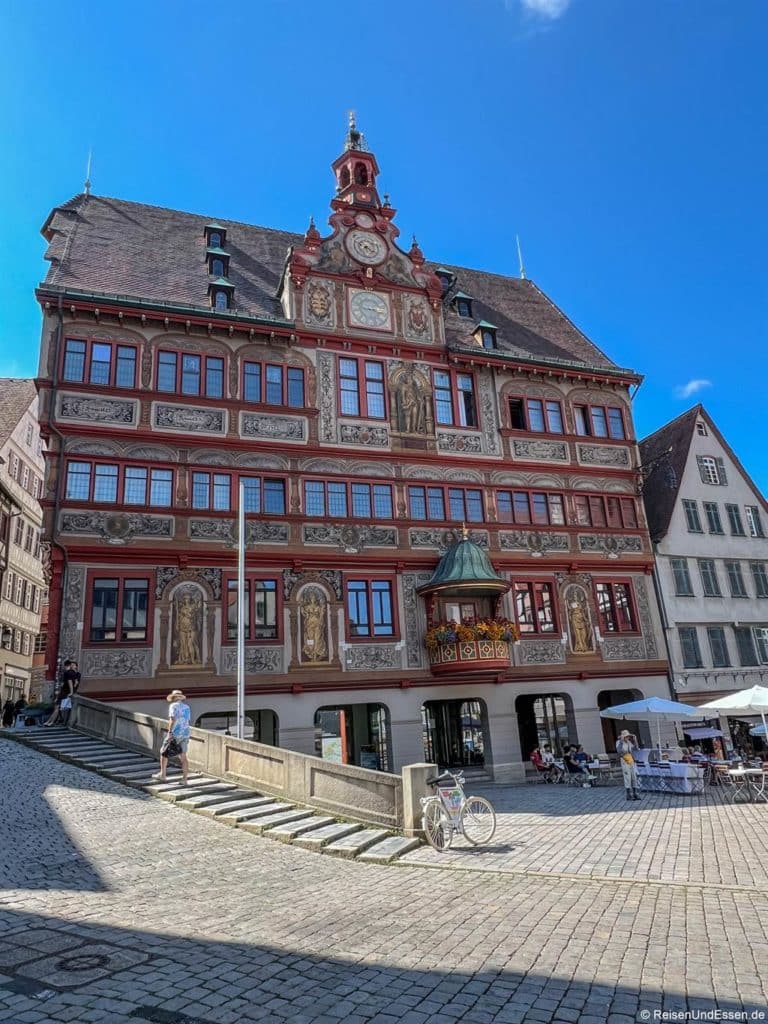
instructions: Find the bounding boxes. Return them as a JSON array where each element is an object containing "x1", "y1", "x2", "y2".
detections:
[
  {"x1": 1, "y1": 740, "x2": 767, "y2": 1024},
  {"x1": 401, "y1": 780, "x2": 768, "y2": 888}
]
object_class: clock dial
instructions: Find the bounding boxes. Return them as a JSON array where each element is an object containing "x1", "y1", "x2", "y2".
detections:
[
  {"x1": 346, "y1": 229, "x2": 386, "y2": 265},
  {"x1": 349, "y1": 289, "x2": 391, "y2": 329}
]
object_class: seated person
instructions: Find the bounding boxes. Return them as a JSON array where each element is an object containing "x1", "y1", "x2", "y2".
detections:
[
  {"x1": 563, "y1": 745, "x2": 595, "y2": 786},
  {"x1": 573, "y1": 744, "x2": 590, "y2": 765},
  {"x1": 541, "y1": 744, "x2": 563, "y2": 782},
  {"x1": 530, "y1": 747, "x2": 554, "y2": 782}
]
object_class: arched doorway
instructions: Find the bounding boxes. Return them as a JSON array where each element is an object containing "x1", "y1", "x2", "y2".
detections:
[
  {"x1": 515, "y1": 693, "x2": 576, "y2": 758},
  {"x1": 597, "y1": 689, "x2": 649, "y2": 750},
  {"x1": 421, "y1": 699, "x2": 489, "y2": 771}
]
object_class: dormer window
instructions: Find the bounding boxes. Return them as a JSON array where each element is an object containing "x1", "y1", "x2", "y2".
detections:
[
  {"x1": 475, "y1": 322, "x2": 497, "y2": 350},
  {"x1": 697, "y1": 422, "x2": 708, "y2": 436},
  {"x1": 454, "y1": 292, "x2": 473, "y2": 318},
  {"x1": 204, "y1": 223, "x2": 227, "y2": 250},
  {"x1": 214, "y1": 290, "x2": 229, "y2": 311},
  {"x1": 211, "y1": 258, "x2": 225, "y2": 277},
  {"x1": 435, "y1": 267, "x2": 453, "y2": 296}
]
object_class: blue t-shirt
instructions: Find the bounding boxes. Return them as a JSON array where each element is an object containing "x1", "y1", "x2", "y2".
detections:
[{"x1": 169, "y1": 701, "x2": 191, "y2": 740}]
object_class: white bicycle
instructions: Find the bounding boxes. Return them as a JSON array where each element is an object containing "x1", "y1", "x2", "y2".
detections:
[{"x1": 420, "y1": 770, "x2": 496, "y2": 852}]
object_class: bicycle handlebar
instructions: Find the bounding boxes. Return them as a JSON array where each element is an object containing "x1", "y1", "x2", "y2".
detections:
[{"x1": 426, "y1": 771, "x2": 464, "y2": 787}]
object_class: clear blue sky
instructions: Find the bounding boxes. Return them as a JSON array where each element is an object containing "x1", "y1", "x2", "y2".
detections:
[{"x1": 1, "y1": 0, "x2": 766, "y2": 489}]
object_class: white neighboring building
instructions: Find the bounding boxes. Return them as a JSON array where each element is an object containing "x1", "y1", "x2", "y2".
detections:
[{"x1": 641, "y1": 404, "x2": 768, "y2": 705}]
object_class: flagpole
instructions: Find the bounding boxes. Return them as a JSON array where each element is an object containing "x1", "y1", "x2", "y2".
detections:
[{"x1": 236, "y1": 478, "x2": 246, "y2": 741}]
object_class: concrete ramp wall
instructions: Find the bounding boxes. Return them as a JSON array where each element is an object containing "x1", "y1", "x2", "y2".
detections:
[{"x1": 72, "y1": 696, "x2": 403, "y2": 829}]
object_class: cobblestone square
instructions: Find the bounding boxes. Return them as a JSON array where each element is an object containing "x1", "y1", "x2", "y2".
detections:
[{"x1": 2, "y1": 740, "x2": 767, "y2": 1023}]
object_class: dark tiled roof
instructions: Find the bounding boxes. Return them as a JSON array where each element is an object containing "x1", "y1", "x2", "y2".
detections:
[
  {"x1": 0, "y1": 379, "x2": 36, "y2": 450},
  {"x1": 639, "y1": 405, "x2": 701, "y2": 542},
  {"x1": 40, "y1": 194, "x2": 618, "y2": 369}
]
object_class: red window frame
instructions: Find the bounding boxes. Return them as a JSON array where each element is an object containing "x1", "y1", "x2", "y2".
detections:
[
  {"x1": 407, "y1": 484, "x2": 485, "y2": 523},
  {"x1": 61, "y1": 336, "x2": 138, "y2": 389},
  {"x1": 507, "y1": 396, "x2": 564, "y2": 434},
  {"x1": 221, "y1": 573, "x2": 282, "y2": 644},
  {"x1": 302, "y1": 478, "x2": 394, "y2": 520},
  {"x1": 83, "y1": 569, "x2": 154, "y2": 647},
  {"x1": 155, "y1": 347, "x2": 227, "y2": 398},
  {"x1": 573, "y1": 403, "x2": 628, "y2": 440},
  {"x1": 572, "y1": 494, "x2": 638, "y2": 529},
  {"x1": 432, "y1": 368, "x2": 478, "y2": 429},
  {"x1": 512, "y1": 580, "x2": 559, "y2": 635},
  {"x1": 63, "y1": 459, "x2": 175, "y2": 508},
  {"x1": 337, "y1": 356, "x2": 387, "y2": 420},
  {"x1": 241, "y1": 360, "x2": 306, "y2": 408},
  {"x1": 496, "y1": 489, "x2": 566, "y2": 527},
  {"x1": 593, "y1": 579, "x2": 639, "y2": 635},
  {"x1": 344, "y1": 575, "x2": 399, "y2": 642}
]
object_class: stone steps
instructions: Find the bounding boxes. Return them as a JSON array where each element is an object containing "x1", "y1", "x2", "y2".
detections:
[{"x1": 9, "y1": 727, "x2": 423, "y2": 863}]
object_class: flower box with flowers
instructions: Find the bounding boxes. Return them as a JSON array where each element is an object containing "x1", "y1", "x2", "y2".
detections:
[{"x1": 424, "y1": 618, "x2": 518, "y2": 673}]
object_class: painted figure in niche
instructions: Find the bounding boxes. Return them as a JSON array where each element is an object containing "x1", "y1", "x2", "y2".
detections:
[
  {"x1": 396, "y1": 376, "x2": 426, "y2": 434},
  {"x1": 566, "y1": 588, "x2": 593, "y2": 654},
  {"x1": 173, "y1": 588, "x2": 203, "y2": 666},
  {"x1": 301, "y1": 588, "x2": 328, "y2": 663}
]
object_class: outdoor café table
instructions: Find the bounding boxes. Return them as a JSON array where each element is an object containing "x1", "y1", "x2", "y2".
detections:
[
  {"x1": 587, "y1": 761, "x2": 621, "y2": 785},
  {"x1": 636, "y1": 762, "x2": 704, "y2": 794},
  {"x1": 727, "y1": 768, "x2": 767, "y2": 803}
]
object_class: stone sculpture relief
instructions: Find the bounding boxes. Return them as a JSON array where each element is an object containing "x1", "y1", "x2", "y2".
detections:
[
  {"x1": 564, "y1": 585, "x2": 594, "y2": 654},
  {"x1": 59, "y1": 395, "x2": 136, "y2": 425},
  {"x1": 395, "y1": 374, "x2": 427, "y2": 434},
  {"x1": 172, "y1": 586, "x2": 203, "y2": 667},
  {"x1": 300, "y1": 586, "x2": 328, "y2": 664},
  {"x1": 155, "y1": 405, "x2": 226, "y2": 433}
]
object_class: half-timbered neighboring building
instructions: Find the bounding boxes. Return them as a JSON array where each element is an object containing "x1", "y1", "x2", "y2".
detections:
[{"x1": 35, "y1": 120, "x2": 670, "y2": 779}]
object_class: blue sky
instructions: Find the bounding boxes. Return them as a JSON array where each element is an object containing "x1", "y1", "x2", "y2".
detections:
[{"x1": 1, "y1": 0, "x2": 766, "y2": 489}]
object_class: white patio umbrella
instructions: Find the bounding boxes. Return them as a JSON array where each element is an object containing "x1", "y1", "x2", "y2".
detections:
[
  {"x1": 698, "y1": 685, "x2": 768, "y2": 749},
  {"x1": 599, "y1": 696, "x2": 703, "y2": 750}
]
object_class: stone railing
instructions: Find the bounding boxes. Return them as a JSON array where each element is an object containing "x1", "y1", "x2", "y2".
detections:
[
  {"x1": 428, "y1": 639, "x2": 511, "y2": 675},
  {"x1": 71, "y1": 695, "x2": 405, "y2": 829}
]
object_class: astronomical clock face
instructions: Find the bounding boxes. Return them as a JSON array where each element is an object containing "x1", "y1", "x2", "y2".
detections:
[
  {"x1": 345, "y1": 229, "x2": 387, "y2": 266},
  {"x1": 348, "y1": 289, "x2": 391, "y2": 330}
]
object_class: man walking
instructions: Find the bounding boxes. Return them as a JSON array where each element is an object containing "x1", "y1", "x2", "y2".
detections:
[
  {"x1": 152, "y1": 689, "x2": 191, "y2": 785},
  {"x1": 616, "y1": 729, "x2": 641, "y2": 800}
]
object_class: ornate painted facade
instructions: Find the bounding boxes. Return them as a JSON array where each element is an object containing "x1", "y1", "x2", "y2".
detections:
[{"x1": 35, "y1": 118, "x2": 670, "y2": 779}]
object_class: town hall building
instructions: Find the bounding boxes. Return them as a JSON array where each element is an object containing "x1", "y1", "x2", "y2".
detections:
[{"x1": 35, "y1": 118, "x2": 670, "y2": 780}]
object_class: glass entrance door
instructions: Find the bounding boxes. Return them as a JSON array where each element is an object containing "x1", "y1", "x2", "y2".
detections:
[{"x1": 422, "y1": 699, "x2": 486, "y2": 770}]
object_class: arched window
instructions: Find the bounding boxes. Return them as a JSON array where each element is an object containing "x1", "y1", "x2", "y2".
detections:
[
  {"x1": 211, "y1": 258, "x2": 224, "y2": 276},
  {"x1": 214, "y1": 290, "x2": 228, "y2": 311},
  {"x1": 354, "y1": 162, "x2": 367, "y2": 185},
  {"x1": 209, "y1": 231, "x2": 222, "y2": 248},
  {"x1": 340, "y1": 167, "x2": 351, "y2": 189}
]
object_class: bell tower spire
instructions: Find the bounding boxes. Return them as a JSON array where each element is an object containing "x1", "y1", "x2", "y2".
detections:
[{"x1": 331, "y1": 112, "x2": 383, "y2": 213}]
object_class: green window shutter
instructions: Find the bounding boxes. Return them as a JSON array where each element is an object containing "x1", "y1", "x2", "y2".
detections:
[
  {"x1": 696, "y1": 456, "x2": 707, "y2": 483},
  {"x1": 715, "y1": 457, "x2": 727, "y2": 485}
]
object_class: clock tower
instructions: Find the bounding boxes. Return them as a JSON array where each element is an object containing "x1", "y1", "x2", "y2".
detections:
[
  {"x1": 282, "y1": 115, "x2": 443, "y2": 346},
  {"x1": 331, "y1": 112, "x2": 384, "y2": 212}
]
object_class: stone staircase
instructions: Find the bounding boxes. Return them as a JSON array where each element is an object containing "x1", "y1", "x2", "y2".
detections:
[{"x1": 11, "y1": 728, "x2": 422, "y2": 864}]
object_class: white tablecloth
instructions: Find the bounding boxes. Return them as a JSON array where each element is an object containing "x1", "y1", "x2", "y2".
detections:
[{"x1": 636, "y1": 763, "x2": 705, "y2": 794}]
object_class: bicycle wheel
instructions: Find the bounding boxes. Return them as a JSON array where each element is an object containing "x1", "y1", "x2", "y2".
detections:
[
  {"x1": 460, "y1": 796, "x2": 496, "y2": 846},
  {"x1": 422, "y1": 800, "x2": 452, "y2": 852}
]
